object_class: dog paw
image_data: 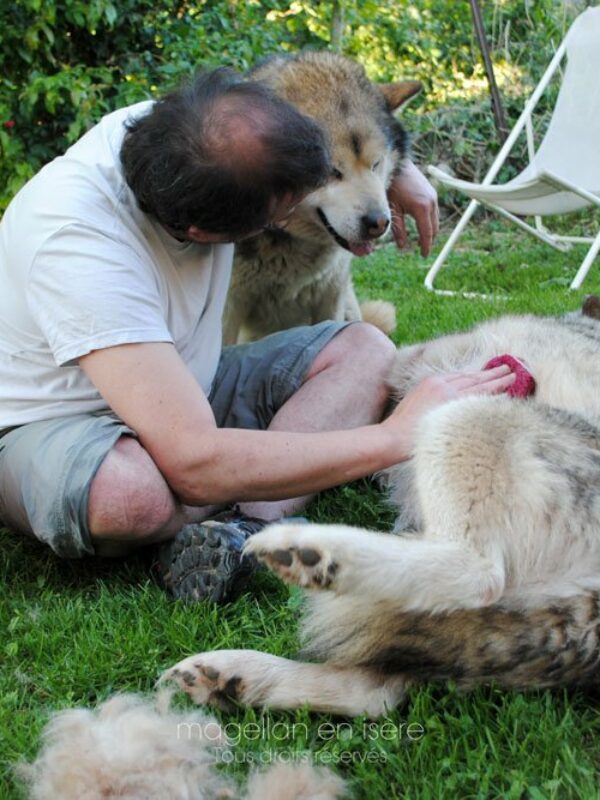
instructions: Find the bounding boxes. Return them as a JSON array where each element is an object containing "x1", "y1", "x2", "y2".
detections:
[
  {"x1": 162, "y1": 651, "x2": 248, "y2": 711},
  {"x1": 244, "y1": 523, "x2": 343, "y2": 590}
]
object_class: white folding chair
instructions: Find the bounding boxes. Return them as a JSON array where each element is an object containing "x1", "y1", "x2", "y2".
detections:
[{"x1": 425, "y1": 6, "x2": 600, "y2": 295}]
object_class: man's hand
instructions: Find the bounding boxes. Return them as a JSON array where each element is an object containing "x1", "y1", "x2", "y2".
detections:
[
  {"x1": 382, "y1": 365, "x2": 515, "y2": 455},
  {"x1": 388, "y1": 160, "x2": 439, "y2": 257}
]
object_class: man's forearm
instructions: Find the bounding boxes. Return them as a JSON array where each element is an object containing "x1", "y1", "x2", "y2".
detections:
[
  {"x1": 79, "y1": 342, "x2": 407, "y2": 506},
  {"x1": 80, "y1": 342, "x2": 512, "y2": 509},
  {"x1": 156, "y1": 423, "x2": 407, "y2": 506}
]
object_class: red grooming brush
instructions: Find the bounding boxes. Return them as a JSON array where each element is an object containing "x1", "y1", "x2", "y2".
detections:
[{"x1": 484, "y1": 354, "x2": 536, "y2": 398}]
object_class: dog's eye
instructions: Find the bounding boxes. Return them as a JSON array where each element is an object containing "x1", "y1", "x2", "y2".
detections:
[
  {"x1": 331, "y1": 168, "x2": 343, "y2": 180},
  {"x1": 371, "y1": 160, "x2": 380, "y2": 171}
]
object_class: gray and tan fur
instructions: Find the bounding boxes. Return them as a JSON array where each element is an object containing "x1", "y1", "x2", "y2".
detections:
[
  {"x1": 167, "y1": 300, "x2": 600, "y2": 716},
  {"x1": 224, "y1": 51, "x2": 421, "y2": 343}
]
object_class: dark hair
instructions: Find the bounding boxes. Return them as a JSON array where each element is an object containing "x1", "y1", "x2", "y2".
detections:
[{"x1": 120, "y1": 68, "x2": 331, "y2": 238}]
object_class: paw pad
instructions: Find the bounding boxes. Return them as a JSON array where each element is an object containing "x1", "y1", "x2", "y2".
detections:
[
  {"x1": 298, "y1": 547, "x2": 321, "y2": 566},
  {"x1": 272, "y1": 549, "x2": 293, "y2": 566}
]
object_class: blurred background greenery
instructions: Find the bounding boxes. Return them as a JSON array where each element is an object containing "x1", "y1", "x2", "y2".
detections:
[{"x1": 0, "y1": 0, "x2": 594, "y2": 212}]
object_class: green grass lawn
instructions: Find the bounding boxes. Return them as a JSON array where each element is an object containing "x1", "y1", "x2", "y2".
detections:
[{"x1": 2, "y1": 217, "x2": 600, "y2": 799}]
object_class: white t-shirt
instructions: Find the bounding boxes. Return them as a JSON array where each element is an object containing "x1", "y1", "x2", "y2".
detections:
[{"x1": 0, "y1": 101, "x2": 233, "y2": 428}]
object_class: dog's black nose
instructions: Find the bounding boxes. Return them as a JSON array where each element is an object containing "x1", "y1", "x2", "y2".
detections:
[{"x1": 361, "y1": 212, "x2": 390, "y2": 239}]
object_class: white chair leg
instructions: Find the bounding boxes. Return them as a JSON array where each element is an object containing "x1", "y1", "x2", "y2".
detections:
[
  {"x1": 424, "y1": 200, "x2": 479, "y2": 291},
  {"x1": 570, "y1": 229, "x2": 600, "y2": 290},
  {"x1": 485, "y1": 204, "x2": 571, "y2": 251}
]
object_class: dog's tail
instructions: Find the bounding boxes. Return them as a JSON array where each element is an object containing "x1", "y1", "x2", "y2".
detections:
[{"x1": 359, "y1": 300, "x2": 396, "y2": 335}]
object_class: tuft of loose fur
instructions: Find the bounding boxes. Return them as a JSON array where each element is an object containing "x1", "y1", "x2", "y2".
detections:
[
  {"x1": 19, "y1": 691, "x2": 232, "y2": 800},
  {"x1": 19, "y1": 691, "x2": 346, "y2": 799},
  {"x1": 359, "y1": 300, "x2": 396, "y2": 334},
  {"x1": 246, "y1": 762, "x2": 347, "y2": 800}
]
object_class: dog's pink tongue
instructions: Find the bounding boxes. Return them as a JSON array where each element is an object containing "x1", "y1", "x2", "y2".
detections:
[{"x1": 349, "y1": 241, "x2": 375, "y2": 257}]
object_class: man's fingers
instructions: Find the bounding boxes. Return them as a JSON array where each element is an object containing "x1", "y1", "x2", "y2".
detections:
[
  {"x1": 421, "y1": 199, "x2": 439, "y2": 255},
  {"x1": 430, "y1": 200, "x2": 440, "y2": 240},
  {"x1": 392, "y1": 213, "x2": 408, "y2": 249},
  {"x1": 406, "y1": 203, "x2": 433, "y2": 257},
  {"x1": 417, "y1": 211, "x2": 434, "y2": 257},
  {"x1": 446, "y1": 366, "x2": 517, "y2": 395},
  {"x1": 445, "y1": 364, "x2": 512, "y2": 386},
  {"x1": 471, "y1": 372, "x2": 517, "y2": 395},
  {"x1": 387, "y1": 163, "x2": 438, "y2": 255}
]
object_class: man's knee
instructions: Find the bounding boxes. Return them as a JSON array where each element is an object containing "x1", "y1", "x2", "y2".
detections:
[
  {"x1": 308, "y1": 322, "x2": 396, "y2": 378},
  {"x1": 88, "y1": 436, "x2": 177, "y2": 542}
]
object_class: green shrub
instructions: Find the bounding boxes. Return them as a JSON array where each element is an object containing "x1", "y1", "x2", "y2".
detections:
[{"x1": 0, "y1": 0, "x2": 587, "y2": 213}]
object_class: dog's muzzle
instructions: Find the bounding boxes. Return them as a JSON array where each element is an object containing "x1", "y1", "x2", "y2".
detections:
[{"x1": 317, "y1": 209, "x2": 389, "y2": 256}]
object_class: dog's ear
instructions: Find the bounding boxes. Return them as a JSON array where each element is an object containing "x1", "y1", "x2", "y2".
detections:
[
  {"x1": 378, "y1": 80, "x2": 422, "y2": 111},
  {"x1": 582, "y1": 294, "x2": 600, "y2": 319}
]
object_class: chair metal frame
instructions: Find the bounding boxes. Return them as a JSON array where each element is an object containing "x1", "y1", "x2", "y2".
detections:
[{"x1": 425, "y1": 36, "x2": 600, "y2": 295}]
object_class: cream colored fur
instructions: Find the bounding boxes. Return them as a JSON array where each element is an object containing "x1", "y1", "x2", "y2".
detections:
[
  {"x1": 358, "y1": 300, "x2": 397, "y2": 335},
  {"x1": 20, "y1": 692, "x2": 346, "y2": 799}
]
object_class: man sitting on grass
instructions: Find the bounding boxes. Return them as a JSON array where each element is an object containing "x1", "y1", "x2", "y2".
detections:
[{"x1": 0, "y1": 69, "x2": 514, "y2": 602}]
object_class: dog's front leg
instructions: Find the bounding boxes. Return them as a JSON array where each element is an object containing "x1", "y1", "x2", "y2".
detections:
[
  {"x1": 163, "y1": 650, "x2": 406, "y2": 717},
  {"x1": 343, "y1": 279, "x2": 362, "y2": 321},
  {"x1": 309, "y1": 279, "x2": 347, "y2": 324}
]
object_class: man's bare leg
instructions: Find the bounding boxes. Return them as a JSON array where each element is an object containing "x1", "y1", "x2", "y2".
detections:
[
  {"x1": 239, "y1": 323, "x2": 395, "y2": 520},
  {"x1": 87, "y1": 436, "x2": 225, "y2": 557},
  {"x1": 88, "y1": 323, "x2": 394, "y2": 547}
]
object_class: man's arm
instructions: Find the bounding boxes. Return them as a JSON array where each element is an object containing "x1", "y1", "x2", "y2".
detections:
[{"x1": 79, "y1": 342, "x2": 513, "y2": 506}]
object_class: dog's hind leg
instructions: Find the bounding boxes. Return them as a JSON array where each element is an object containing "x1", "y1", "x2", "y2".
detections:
[
  {"x1": 299, "y1": 589, "x2": 600, "y2": 691},
  {"x1": 163, "y1": 650, "x2": 406, "y2": 717},
  {"x1": 245, "y1": 522, "x2": 504, "y2": 613},
  {"x1": 247, "y1": 396, "x2": 600, "y2": 616}
]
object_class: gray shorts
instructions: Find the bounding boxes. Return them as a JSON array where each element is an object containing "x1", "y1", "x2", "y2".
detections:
[{"x1": 0, "y1": 321, "x2": 349, "y2": 558}]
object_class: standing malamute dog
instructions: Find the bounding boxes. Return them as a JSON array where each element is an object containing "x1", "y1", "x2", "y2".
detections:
[
  {"x1": 167, "y1": 299, "x2": 600, "y2": 716},
  {"x1": 224, "y1": 52, "x2": 421, "y2": 343}
]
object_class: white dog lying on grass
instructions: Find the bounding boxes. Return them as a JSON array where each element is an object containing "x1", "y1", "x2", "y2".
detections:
[
  {"x1": 21, "y1": 300, "x2": 600, "y2": 796},
  {"x1": 167, "y1": 300, "x2": 600, "y2": 717}
]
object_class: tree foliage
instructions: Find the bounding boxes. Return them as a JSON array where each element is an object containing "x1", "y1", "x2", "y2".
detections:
[{"x1": 0, "y1": 0, "x2": 589, "y2": 211}]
